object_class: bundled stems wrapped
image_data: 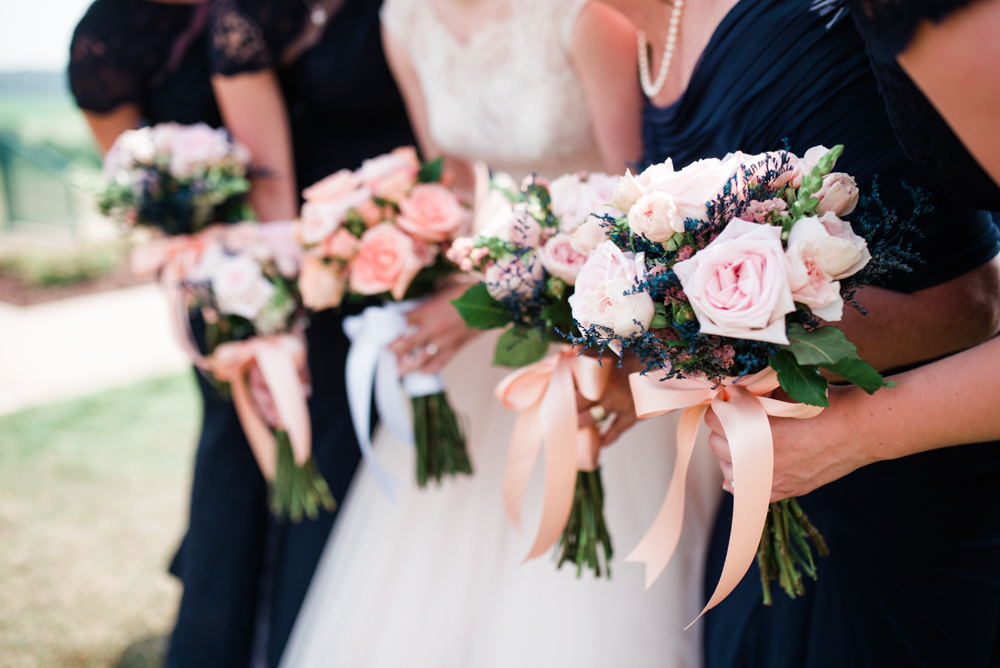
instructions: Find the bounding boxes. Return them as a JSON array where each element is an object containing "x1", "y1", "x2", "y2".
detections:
[
  {"x1": 757, "y1": 498, "x2": 830, "y2": 605},
  {"x1": 557, "y1": 467, "x2": 613, "y2": 578},
  {"x1": 271, "y1": 430, "x2": 336, "y2": 522},
  {"x1": 412, "y1": 392, "x2": 472, "y2": 487}
]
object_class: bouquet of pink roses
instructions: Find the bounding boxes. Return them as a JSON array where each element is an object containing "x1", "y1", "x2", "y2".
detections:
[
  {"x1": 449, "y1": 170, "x2": 623, "y2": 577},
  {"x1": 100, "y1": 122, "x2": 254, "y2": 234},
  {"x1": 295, "y1": 147, "x2": 472, "y2": 493},
  {"x1": 570, "y1": 145, "x2": 917, "y2": 609},
  {"x1": 151, "y1": 220, "x2": 334, "y2": 522}
]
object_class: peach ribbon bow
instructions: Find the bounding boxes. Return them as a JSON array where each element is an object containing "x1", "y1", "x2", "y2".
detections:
[
  {"x1": 627, "y1": 367, "x2": 824, "y2": 625},
  {"x1": 495, "y1": 345, "x2": 611, "y2": 560},
  {"x1": 207, "y1": 333, "x2": 312, "y2": 480}
]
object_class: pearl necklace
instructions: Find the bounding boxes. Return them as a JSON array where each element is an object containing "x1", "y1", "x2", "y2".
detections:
[
  {"x1": 637, "y1": 0, "x2": 684, "y2": 99},
  {"x1": 301, "y1": 0, "x2": 328, "y2": 26}
]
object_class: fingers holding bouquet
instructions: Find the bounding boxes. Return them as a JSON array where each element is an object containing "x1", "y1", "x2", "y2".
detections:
[{"x1": 387, "y1": 282, "x2": 482, "y2": 375}]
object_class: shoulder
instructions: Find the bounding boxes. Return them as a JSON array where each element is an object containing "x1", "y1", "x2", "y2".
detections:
[
  {"x1": 570, "y1": 2, "x2": 636, "y2": 49},
  {"x1": 209, "y1": 0, "x2": 303, "y2": 75},
  {"x1": 380, "y1": 0, "x2": 420, "y2": 43}
]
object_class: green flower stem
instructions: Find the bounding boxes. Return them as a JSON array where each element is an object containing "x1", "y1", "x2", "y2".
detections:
[
  {"x1": 269, "y1": 430, "x2": 336, "y2": 523},
  {"x1": 758, "y1": 498, "x2": 829, "y2": 605},
  {"x1": 556, "y1": 468, "x2": 613, "y2": 579},
  {"x1": 412, "y1": 393, "x2": 473, "y2": 487}
]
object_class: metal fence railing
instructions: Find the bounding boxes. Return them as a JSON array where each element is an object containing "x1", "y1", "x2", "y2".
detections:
[{"x1": 0, "y1": 131, "x2": 78, "y2": 233}]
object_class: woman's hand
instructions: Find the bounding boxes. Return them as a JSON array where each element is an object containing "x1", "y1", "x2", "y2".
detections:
[
  {"x1": 705, "y1": 385, "x2": 880, "y2": 501},
  {"x1": 387, "y1": 283, "x2": 481, "y2": 375},
  {"x1": 576, "y1": 354, "x2": 644, "y2": 446}
]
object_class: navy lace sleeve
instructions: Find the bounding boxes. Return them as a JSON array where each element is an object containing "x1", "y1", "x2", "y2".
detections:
[
  {"x1": 208, "y1": 0, "x2": 305, "y2": 76},
  {"x1": 69, "y1": 0, "x2": 194, "y2": 113},
  {"x1": 846, "y1": 0, "x2": 975, "y2": 61}
]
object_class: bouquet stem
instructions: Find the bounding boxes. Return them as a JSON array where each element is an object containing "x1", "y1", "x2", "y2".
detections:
[
  {"x1": 757, "y1": 497, "x2": 829, "y2": 605},
  {"x1": 270, "y1": 430, "x2": 337, "y2": 522},
  {"x1": 556, "y1": 468, "x2": 613, "y2": 578},
  {"x1": 412, "y1": 392, "x2": 472, "y2": 487}
]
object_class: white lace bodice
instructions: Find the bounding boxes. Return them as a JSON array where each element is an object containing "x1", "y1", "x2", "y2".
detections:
[{"x1": 381, "y1": 0, "x2": 604, "y2": 181}]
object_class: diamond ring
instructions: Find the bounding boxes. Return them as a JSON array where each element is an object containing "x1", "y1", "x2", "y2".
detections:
[{"x1": 425, "y1": 343, "x2": 440, "y2": 357}]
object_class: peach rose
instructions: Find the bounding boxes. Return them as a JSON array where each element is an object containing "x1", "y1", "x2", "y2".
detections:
[
  {"x1": 673, "y1": 218, "x2": 796, "y2": 344},
  {"x1": 355, "y1": 199, "x2": 385, "y2": 227},
  {"x1": 628, "y1": 190, "x2": 684, "y2": 242},
  {"x1": 349, "y1": 223, "x2": 423, "y2": 300},
  {"x1": 322, "y1": 228, "x2": 361, "y2": 260},
  {"x1": 445, "y1": 236, "x2": 475, "y2": 272},
  {"x1": 787, "y1": 212, "x2": 870, "y2": 280},
  {"x1": 299, "y1": 187, "x2": 373, "y2": 245},
  {"x1": 356, "y1": 146, "x2": 420, "y2": 200},
  {"x1": 814, "y1": 173, "x2": 859, "y2": 217},
  {"x1": 537, "y1": 233, "x2": 587, "y2": 285},
  {"x1": 396, "y1": 183, "x2": 469, "y2": 242},
  {"x1": 568, "y1": 241, "x2": 654, "y2": 337},
  {"x1": 373, "y1": 169, "x2": 415, "y2": 203},
  {"x1": 302, "y1": 169, "x2": 357, "y2": 203},
  {"x1": 299, "y1": 254, "x2": 347, "y2": 310}
]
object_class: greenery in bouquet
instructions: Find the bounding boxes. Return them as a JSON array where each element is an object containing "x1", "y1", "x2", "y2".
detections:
[
  {"x1": 449, "y1": 170, "x2": 621, "y2": 577},
  {"x1": 183, "y1": 222, "x2": 335, "y2": 522},
  {"x1": 100, "y1": 122, "x2": 254, "y2": 235},
  {"x1": 567, "y1": 145, "x2": 924, "y2": 600},
  {"x1": 296, "y1": 147, "x2": 471, "y2": 487}
]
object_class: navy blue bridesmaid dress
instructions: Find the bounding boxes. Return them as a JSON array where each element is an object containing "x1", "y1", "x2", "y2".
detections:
[{"x1": 641, "y1": 1, "x2": 1000, "y2": 666}]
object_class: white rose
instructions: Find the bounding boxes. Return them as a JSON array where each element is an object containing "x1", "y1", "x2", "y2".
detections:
[
  {"x1": 611, "y1": 169, "x2": 644, "y2": 215},
  {"x1": 628, "y1": 190, "x2": 684, "y2": 242},
  {"x1": 785, "y1": 242, "x2": 844, "y2": 321},
  {"x1": 569, "y1": 241, "x2": 653, "y2": 337},
  {"x1": 640, "y1": 155, "x2": 743, "y2": 223},
  {"x1": 787, "y1": 212, "x2": 870, "y2": 280},
  {"x1": 211, "y1": 254, "x2": 275, "y2": 320},
  {"x1": 121, "y1": 128, "x2": 156, "y2": 165},
  {"x1": 636, "y1": 159, "x2": 675, "y2": 188},
  {"x1": 549, "y1": 172, "x2": 619, "y2": 233},
  {"x1": 569, "y1": 217, "x2": 611, "y2": 255}
]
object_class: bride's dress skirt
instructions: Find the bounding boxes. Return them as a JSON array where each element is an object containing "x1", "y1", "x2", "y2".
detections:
[{"x1": 281, "y1": 332, "x2": 723, "y2": 668}]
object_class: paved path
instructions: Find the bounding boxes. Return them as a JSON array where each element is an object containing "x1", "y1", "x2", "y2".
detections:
[{"x1": 0, "y1": 284, "x2": 190, "y2": 415}]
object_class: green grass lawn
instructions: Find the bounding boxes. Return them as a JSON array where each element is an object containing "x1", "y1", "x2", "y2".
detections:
[
  {"x1": 0, "y1": 374, "x2": 200, "y2": 668},
  {"x1": 0, "y1": 93, "x2": 101, "y2": 169}
]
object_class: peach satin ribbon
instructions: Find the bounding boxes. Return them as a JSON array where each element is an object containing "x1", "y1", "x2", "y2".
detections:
[
  {"x1": 627, "y1": 367, "x2": 823, "y2": 625},
  {"x1": 495, "y1": 346, "x2": 610, "y2": 560},
  {"x1": 207, "y1": 333, "x2": 312, "y2": 480}
]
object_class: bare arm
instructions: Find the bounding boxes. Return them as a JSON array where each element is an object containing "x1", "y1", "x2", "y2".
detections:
[
  {"x1": 212, "y1": 69, "x2": 298, "y2": 221},
  {"x1": 569, "y1": 1, "x2": 644, "y2": 172},
  {"x1": 898, "y1": 0, "x2": 1000, "y2": 185},
  {"x1": 82, "y1": 104, "x2": 143, "y2": 154}
]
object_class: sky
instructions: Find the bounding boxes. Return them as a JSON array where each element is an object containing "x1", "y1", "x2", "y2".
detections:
[{"x1": 0, "y1": 0, "x2": 96, "y2": 71}]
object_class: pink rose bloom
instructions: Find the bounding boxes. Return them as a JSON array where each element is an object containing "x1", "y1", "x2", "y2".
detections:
[
  {"x1": 628, "y1": 190, "x2": 684, "y2": 242},
  {"x1": 169, "y1": 123, "x2": 233, "y2": 178},
  {"x1": 349, "y1": 223, "x2": 423, "y2": 300},
  {"x1": 814, "y1": 173, "x2": 859, "y2": 216},
  {"x1": 302, "y1": 169, "x2": 358, "y2": 203},
  {"x1": 256, "y1": 220, "x2": 302, "y2": 278},
  {"x1": 538, "y1": 233, "x2": 587, "y2": 285},
  {"x1": 549, "y1": 172, "x2": 619, "y2": 233},
  {"x1": 446, "y1": 236, "x2": 475, "y2": 272},
  {"x1": 744, "y1": 198, "x2": 788, "y2": 225},
  {"x1": 211, "y1": 254, "x2": 275, "y2": 320},
  {"x1": 373, "y1": 169, "x2": 415, "y2": 204},
  {"x1": 673, "y1": 218, "x2": 796, "y2": 344},
  {"x1": 611, "y1": 170, "x2": 644, "y2": 215},
  {"x1": 299, "y1": 254, "x2": 347, "y2": 310},
  {"x1": 355, "y1": 199, "x2": 385, "y2": 227},
  {"x1": 117, "y1": 127, "x2": 157, "y2": 166},
  {"x1": 569, "y1": 218, "x2": 612, "y2": 255},
  {"x1": 787, "y1": 212, "x2": 870, "y2": 280},
  {"x1": 778, "y1": 145, "x2": 835, "y2": 189},
  {"x1": 322, "y1": 227, "x2": 361, "y2": 260},
  {"x1": 479, "y1": 203, "x2": 542, "y2": 249},
  {"x1": 396, "y1": 183, "x2": 469, "y2": 242},
  {"x1": 299, "y1": 187, "x2": 373, "y2": 245},
  {"x1": 150, "y1": 122, "x2": 180, "y2": 153},
  {"x1": 355, "y1": 146, "x2": 421, "y2": 186},
  {"x1": 786, "y1": 242, "x2": 844, "y2": 321},
  {"x1": 639, "y1": 155, "x2": 744, "y2": 224},
  {"x1": 569, "y1": 241, "x2": 654, "y2": 337},
  {"x1": 470, "y1": 246, "x2": 491, "y2": 267},
  {"x1": 484, "y1": 254, "x2": 545, "y2": 300}
]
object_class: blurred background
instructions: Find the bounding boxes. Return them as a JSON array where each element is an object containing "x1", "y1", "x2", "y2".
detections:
[{"x1": 0, "y1": 3, "x2": 196, "y2": 666}]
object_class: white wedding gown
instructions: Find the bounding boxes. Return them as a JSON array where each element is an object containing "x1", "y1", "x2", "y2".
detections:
[{"x1": 280, "y1": 1, "x2": 722, "y2": 666}]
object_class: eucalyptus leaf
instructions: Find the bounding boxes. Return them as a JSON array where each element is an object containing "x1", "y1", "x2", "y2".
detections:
[
  {"x1": 785, "y1": 324, "x2": 858, "y2": 366},
  {"x1": 494, "y1": 327, "x2": 549, "y2": 368},
  {"x1": 820, "y1": 358, "x2": 897, "y2": 394},
  {"x1": 769, "y1": 350, "x2": 830, "y2": 408},
  {"x1": 451, "y1": 284, "x2": 511, "y2": 330}
]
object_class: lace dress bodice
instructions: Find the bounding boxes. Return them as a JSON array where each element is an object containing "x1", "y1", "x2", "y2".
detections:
[{"x1": 380, "y1": 0, "x2": 603, "y2": 180}]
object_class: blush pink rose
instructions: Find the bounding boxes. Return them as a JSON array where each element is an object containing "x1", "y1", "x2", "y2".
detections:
[
  {"x1": 445, "y1": 236, "x2": 475, "y2": 272},
  {"x1": 356, "y1": 146, "x2": 420, "y2": 200},
  {"x1": 814, "y1": 173, "x2": 859, "y2": 216},
  {"x1": 169, "y1": 123, "x2": 233, "y2": 178},
  {"x1": 569, "y1": 218, "x2": 612, "y2": 255},
  {"x1": 538, "y1": 233, "x2": 587, "y2": 285},
  {"x1": 785, "y1": 242, "x2": 844, "y2": 321},
  {"x1": 787, "y1": 212, "x2": 870, "y2": 280},
  {"x1": 302, "y1": 169, "x2": 357, "y2": 203},
  {"x1": 349, "y1": 223, "x2": 423, "y2": 300},
  {"x1": 638, "y1": 155, "x2": 744, "y2": 224},
  {"x1": 396, "y1": 183, "x2": 469, "y2": 242},
  {"x1": 256, "y1": 220, "x2": 302, "y2": 278},
  {"x1": 299, "y1": 254, "x2": 347, "y2": 310},
  {"x1": 628, "y1": 190, "x2": 684, "y2": 242},
  {"x1": 673, "y1": 218, "x2": 796, "y2": 344},
  {"x1": 777, "y1": 145, "x2": 835, "y2": 189},
  {"x1": 479, "y1": 203, "x2": 542, "y2": 249},
  {"x1": 298, "y1": 187, "x2": 373, "y2": 245},
  {"x1": 211, "y1": 254, "x2": 275, "y2": 320},
  {"x1": 548, "y1": 172, "x2": 619, "y2": 233},
  {"x1": 484, "y1": 255, "x2": 545, "y2": 300},
  {"x1": 322, "y1": 228, "x2": 361, "y2": 260},
  {"x1": 355, "y1": 199, "x2": 385, "y2": 227},
  {"x1": 568, "y1": 241, "x2": 654, "y2": 337},
  {"x1": 373, "y1": 169, "x2": 415, "y2": 203},
  {"x1": 611, "y1": 169, "x2": 644, "y2": 215}
]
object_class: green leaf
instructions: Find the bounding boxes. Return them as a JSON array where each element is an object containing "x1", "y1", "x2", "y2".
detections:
[
  {"x1": 769, "y1": 350, "x2": 829, "y2": 408},
  {"x1": 416, "y1": 156, "x2": 445, "y2": 183},
  {"x1": 820, "y1": 358, "x2": 896, "y2": 394},
  {"x1": 650, "y1": 303, "x2": 669, "y2": 329},
  {"x1": 450, "y1": 284, "x2": 512, "y2": 330},
  {"x1": 494, "y1": 327, "x2": 549, "y2": 368},
  {"x1": 784, "y1": 324, "x2": 858, "y2": 366},
  {"x1": 540, "y1": 301, "x2": 574, "y2": 336}
]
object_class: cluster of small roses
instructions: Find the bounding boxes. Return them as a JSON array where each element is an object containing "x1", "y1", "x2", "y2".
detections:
[
  {"x1": 100, "y1": 122, "x2": 253, "y2": 234},
  {"x1": 571, "y1": 146, "x2": 872, "y2": 366},
  {"x1": 296, "y1": 147, "x2": 469, "y2": 310}
]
